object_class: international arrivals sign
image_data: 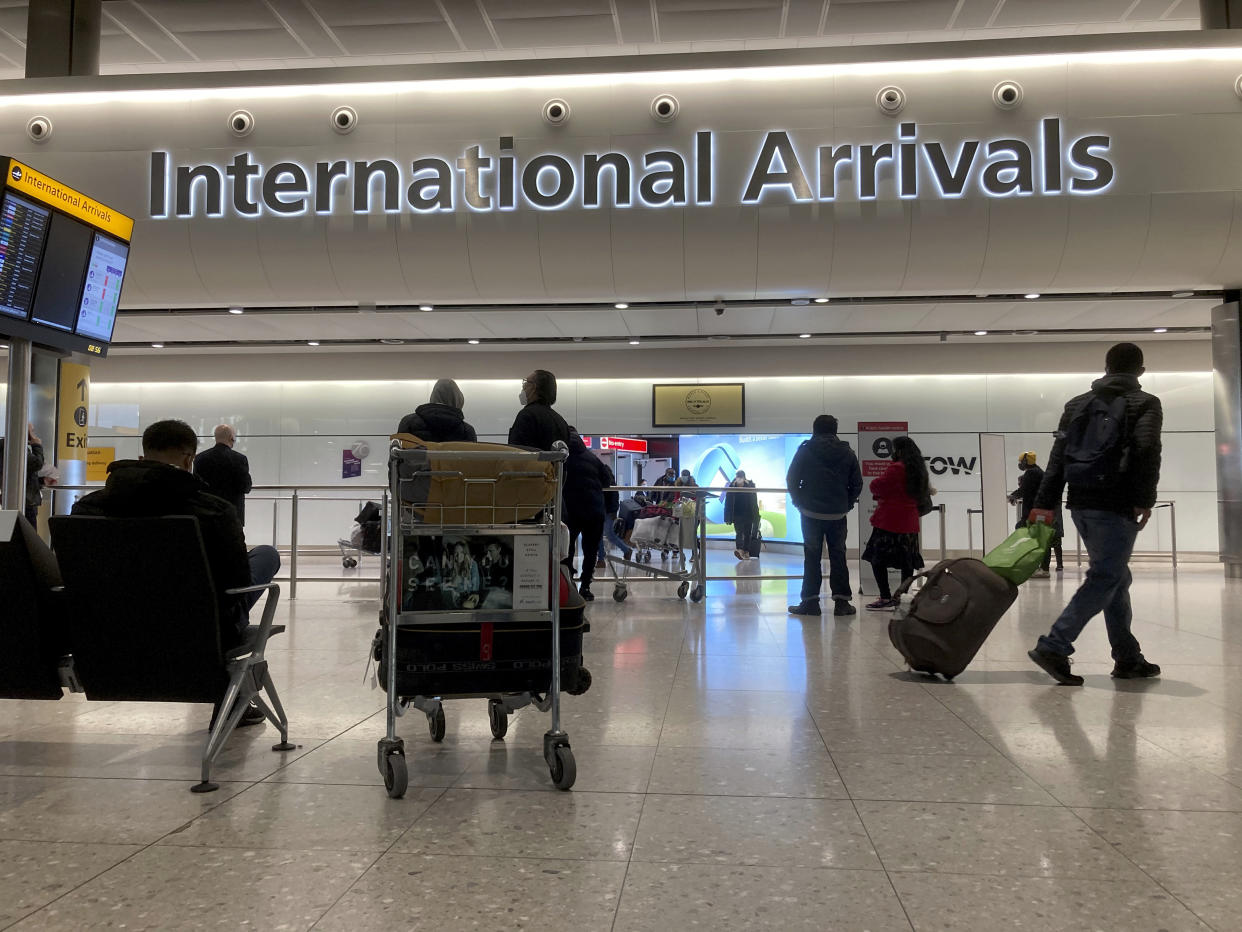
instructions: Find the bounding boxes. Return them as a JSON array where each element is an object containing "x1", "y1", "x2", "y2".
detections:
[{"x1": 150, "y1": 118, "x2": 1112, "y2": 219}]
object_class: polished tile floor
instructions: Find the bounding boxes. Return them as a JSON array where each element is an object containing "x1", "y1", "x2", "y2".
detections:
[{"x1": 1, "y1": 550, "x2": 1240, "y2": 930}]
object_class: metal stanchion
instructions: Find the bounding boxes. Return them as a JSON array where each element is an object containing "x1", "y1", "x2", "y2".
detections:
[
  {"x1": 289, "y1": 489, "x2": 298, "y2": 600},
  {"x1": 966, "y1": 508, "x2": 983, "y2": 557}
]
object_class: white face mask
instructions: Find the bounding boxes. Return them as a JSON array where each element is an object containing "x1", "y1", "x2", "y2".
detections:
[{"x1": 519, "y1": 390, "x2": 529, "y2": 406}]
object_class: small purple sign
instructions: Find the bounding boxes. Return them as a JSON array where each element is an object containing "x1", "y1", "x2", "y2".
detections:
[{"x1": 342, "y1": 449, "x2": 362, "y2": 479}]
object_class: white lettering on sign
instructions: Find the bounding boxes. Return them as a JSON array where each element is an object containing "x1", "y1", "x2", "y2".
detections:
[{"x1": 149, "y1": 119, "x2": 1112, "y2": 219}]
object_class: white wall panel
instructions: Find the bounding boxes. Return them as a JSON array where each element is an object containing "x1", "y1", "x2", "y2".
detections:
[
  {"x1": 84, "y1": 368, "x2": 1217, "y2": 551},
  {"x1": 4, "y1": 46, "x2": 1238, "y2": 307}
]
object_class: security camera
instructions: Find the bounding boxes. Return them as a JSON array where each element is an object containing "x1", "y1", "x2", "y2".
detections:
[
  {"x1": 713, "y1": 301, "x2": 725, "y2": 317},
  {"x1": 331, "y1": 106, "x2": 358, "y2": 134},
  {"x1": 542, "y1": 98, "x2": 570, "y2": 126},
  {"x1": 876, "y1": 86, "x2": 906, "y2": 116},
  {"x1": 227, "y1": 109, "x2": 255, "y2": 137},
  {"x1": 651, "y1": 94, "x2": 679, "y2": 123},
  {"x1": 992, "y1": 81, "x2": 1023, "y2": 110},
  {"x1": 26, "y1": 116, "x2": 52, "y2": 143}
]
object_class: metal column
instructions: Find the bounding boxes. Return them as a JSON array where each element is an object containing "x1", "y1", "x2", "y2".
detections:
[
  {"x1": 25, "y1": 0, "x2": 101, "y2": 78},
  {"x1": 1212, "y1": 301, "x2": 1242, "y2": 578},
  {"x1": 3, "y1": 339, "x2": 32, "y2": 511}
]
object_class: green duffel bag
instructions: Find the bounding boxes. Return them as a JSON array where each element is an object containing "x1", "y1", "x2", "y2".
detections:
[{"x1": 982, "y1": 521, "x2": 1057, "y2": 585}]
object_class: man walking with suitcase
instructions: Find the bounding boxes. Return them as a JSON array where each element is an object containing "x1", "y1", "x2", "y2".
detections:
[
  {"x1": 787, "y1": 415, "x2": 862, "y2": 617},
  {"x1": 1027, "y1": 343, "x2": 1163, "y2": 685}
]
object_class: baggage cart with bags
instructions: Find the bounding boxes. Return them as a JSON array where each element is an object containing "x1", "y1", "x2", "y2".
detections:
[
  {"x1": 605, "y1": 495, "x2": 706, "y2": 603},
  {"x1": 371, "y1": 436, "x2": 586, "y2": 796},
  {"x1": 338, "y1": 500, "x2": 382, "y2": 568}
]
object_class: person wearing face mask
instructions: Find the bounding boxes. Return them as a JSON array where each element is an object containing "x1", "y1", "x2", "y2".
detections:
[
  {"x1": 508, "y1": 369, "x2": 570, "y2": 452},
  {"x1": 70, "y1": 419, "x2": 281, "y2": 728},
  {"x1": 653, "y1": 465, "x2": 678, "y2": 504}
]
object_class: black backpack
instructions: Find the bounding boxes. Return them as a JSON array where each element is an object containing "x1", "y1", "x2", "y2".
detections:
[{"x1": 1061, "y1": 393, "x2": 1127, "y2": 487}]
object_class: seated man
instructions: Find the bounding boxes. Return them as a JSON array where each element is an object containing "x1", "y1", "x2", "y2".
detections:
[{"x1": 71, "y1": 419, "x2": 280, "y2": 725}]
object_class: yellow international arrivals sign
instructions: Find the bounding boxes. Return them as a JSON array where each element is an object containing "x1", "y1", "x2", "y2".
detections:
[
  {"x1": 5, "y1": 158, "x2": 133, "y2": 242},
  {"x1": 652, "y1": 383, "x2": 746, "y2": 428}
]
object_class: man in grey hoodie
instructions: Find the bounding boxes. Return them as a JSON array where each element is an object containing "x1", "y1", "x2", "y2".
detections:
[{"x1": 398, "y1": 379, "x2": 477, "y2": 442}]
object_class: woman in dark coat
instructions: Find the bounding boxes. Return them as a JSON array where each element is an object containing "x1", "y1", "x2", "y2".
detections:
[
  {"x1": 723, "y1": 470, "x2": 760, "y2": 561},
  {"x1": 862, "y1": 436, "x2": 928, "y2": 611},
  {"x1": 561, "y1": 429, "x2": 609, "y2": 601}
]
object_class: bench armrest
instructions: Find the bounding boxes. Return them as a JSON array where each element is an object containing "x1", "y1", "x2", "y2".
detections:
[{"x1": 224, "y1": 582, "x2": 282, "y2": 661}]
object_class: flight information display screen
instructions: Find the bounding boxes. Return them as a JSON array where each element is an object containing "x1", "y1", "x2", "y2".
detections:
[
  {"x1": 0, "y1": 192, "x2": 51, "y2": 320},
  {"x1": 30, "y1": 211, "x2": 92, "y2": 331},
  {"x1": 74, "y1": 234, "x2": 128, "y2": 342}
]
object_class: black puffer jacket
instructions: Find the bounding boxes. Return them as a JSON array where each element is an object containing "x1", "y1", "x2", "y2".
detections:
[
  {"x1": 562, "y1": 433, "x2": 610, "y2": 521},
  {"x1": 508, "y1": 370, "x2": 570, "y2": 451},
  {"x1": 786, "y1": 434, "x2": 863, "y2": 516},
  {"x1": 1036, "y1": 373, "x2": 1163, "y2": 515},
  {"x1": 72, "y1": 460, "x2": 252, "y2": 644},
  {"x1": 397, "y1": 404, "x2": 477, "y2": 443}
]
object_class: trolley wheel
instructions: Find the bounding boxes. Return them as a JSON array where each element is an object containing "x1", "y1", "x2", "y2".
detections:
[
  {"x1": 342, "y1": 557, "x2": 357, "y2": 568},
  {"x1": 488, "y1": 700, "x2": 508, "y2": 740},
  {"x1": 427, "y1": 704, "x2": 446, "y2": 742},
  {"x1": 689, "y1": 585, "x2": 704, "y2": 603},
  {"x1": 612, "y1": 586, "x2": 627, "y2": 603},
  {"x1": 383, "y1": 751, "x2": 408, "y2": 798},
  {"x1": 677, "y1": 581, "x2": 689, "y2": 600},
  {"x1": 549, "y1": 746, "x2": 576, "y2": 790}
]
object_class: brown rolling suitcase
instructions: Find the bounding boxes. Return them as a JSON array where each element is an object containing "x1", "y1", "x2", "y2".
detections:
[{"x1": 887, "y1": 558, "x2": 1017, "y2": 680}]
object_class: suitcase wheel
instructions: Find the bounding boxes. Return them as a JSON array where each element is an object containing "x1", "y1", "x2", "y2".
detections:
[
  {"x1": 488, "y1": 699, "x2": 508, "y2": 740},
  {"x1": 677, "y1": 582, "x2": 689, "y2": 600}
]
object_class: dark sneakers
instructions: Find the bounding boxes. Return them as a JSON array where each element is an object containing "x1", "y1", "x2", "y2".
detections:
[
  {"x1": 1112, "y1": 657, "x2": 1161, "y2": 679},
  {"x1": 833, "y1": 601, "x2": 857, "y2": 617},
  {"x1": 1028, "y1": 647, "x2": 1084, "y2": 686},
  {"x1": 788, "y1": 601, "x2": 821, "y2": 616}
]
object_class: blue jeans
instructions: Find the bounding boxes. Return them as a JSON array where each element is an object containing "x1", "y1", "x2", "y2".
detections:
[
  {"x1": 799, "y1": 515, "x2": 851, "y2": 603},
  {"x1": 598, "y1": 514, "x2": 630, "y2": 558},
  {"x1": 1037, "y1": 510, "x2": 1143, "y2": 662},
  {"x1": 245, "y1": 545, "x2": 281, "y2": 612}
]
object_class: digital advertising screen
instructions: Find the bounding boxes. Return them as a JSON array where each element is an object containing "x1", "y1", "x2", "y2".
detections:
[
  {"x1": 678, "y1": 433, "x2": 811, "y2": 543},
  {"x1": 0, "y1": 192, "x2": 51, "y2": 320},
  {"x1": 29, "y1": 211, "x2": 92, "y2": 331},
  {"x1": 74, "y1": 234, "x2": 129, "y2": 342}
]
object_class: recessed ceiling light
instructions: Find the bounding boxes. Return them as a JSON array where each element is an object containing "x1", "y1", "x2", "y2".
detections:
[
  {"x1": 1153, "y1": 327, "x2": 1168, "y2": 333},
  {"x1": 150, "y1": 342, "x2": 163, "y2": 348},
  {"x1": 418, "y1": 304, "x2": 433, "y2": 312},
  {"x1": 791, "y1": 298, "x2": 810, "y2": 306},
  {"x1": 629, "y1": 339, "x2": 640, "y2": 345},
  {"x1": 1171, "y1": 291, "x2": 1194, "y2": 299},
  {"x1": 1024, "y1": 293, "x2": 1040, "y2": 300},
  {"x1": 814, "y1": 297, "x2": 829, "y2": 304},
  {"x1": 615, "y1": 302, "x2": 629, "y2": 309},
  {"x1": 307, "y1": 341, "x2": 319, "y2": 346},
  {"x1": 380, "y1": 338, "x2": 404, "y2": 345},
  {"x1": 468, "y1": 338, "x2": 480, "y2": 344},
  {"x1": 228, "y1": 307, "x2": 243, "y2": 315},
  {"x1": 799, "y1": 333, "x2": 811, "y2": 339},
  {"x1": 974, "y1": 330, "x2": 988, "y2": 336}
]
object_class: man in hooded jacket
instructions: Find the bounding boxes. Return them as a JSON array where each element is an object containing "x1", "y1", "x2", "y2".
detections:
[
  {"x1": 508, "y1": 370, "x2": 570, "y2": 451},
  {"x1": 398, "y1": 378, "x2": 477, "y2": 442},
  {"x1": 786, "y1": 415, "x2": 863, "y2": 617}
]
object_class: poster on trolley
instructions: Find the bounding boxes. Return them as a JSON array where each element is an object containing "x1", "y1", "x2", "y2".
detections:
[{"x1": 400, "y1": 533, "x2": 549, "y2": 612}]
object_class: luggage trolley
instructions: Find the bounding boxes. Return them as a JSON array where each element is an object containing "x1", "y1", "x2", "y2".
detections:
[
  {"x1": 606, "y1": 494, "x2": 706, "y2": 603},
  {"x1": 375, "y1": 440, "x2": 581, "y2": 797}
]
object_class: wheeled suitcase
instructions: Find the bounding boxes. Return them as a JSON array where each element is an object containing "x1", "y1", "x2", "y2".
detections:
[{"x1": 887, "y1": 558, "x2": 1017, "y2": 680}]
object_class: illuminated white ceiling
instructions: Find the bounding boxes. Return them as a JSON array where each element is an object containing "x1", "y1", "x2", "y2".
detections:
[{"x1": 0, "y1": 0, "x2": 1201, "y2": 78}]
